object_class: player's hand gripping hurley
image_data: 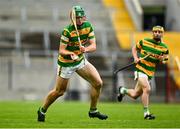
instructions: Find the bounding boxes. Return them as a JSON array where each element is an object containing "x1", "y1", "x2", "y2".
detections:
[{"x1": 114, "y1": 54, "x2": 150, "y2": 75}]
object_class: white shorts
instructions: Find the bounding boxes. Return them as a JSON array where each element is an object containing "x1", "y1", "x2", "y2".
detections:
[
  {"x1": 134, "y1": 71, "x2": 148, "y2": 80},
  {"x1": 57, "y1": 59, "x2": 88, "y2": 79}
]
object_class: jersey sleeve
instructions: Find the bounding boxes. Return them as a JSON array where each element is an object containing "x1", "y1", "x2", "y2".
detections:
[
  {"x1": 162, "y1": 43, "x2": 169, "y2": 54},
  {"x1": 165, "y1": 49, "x2": 169, "y2": 54},
  {"x1": 136, "y1": 40, "x2": 143, "y2": 50},
  {"x1": 60, "y1": 29, "x2": 70, "y2": 44},
  {"x1": 164, "y1": 46, "x2": 169, "y2": 54},
  {"x1": 164, "y1": 47, "x2": 169, "y2": 61},
  {"x1": 88, "y1": 24, "x2": 95, "y2": 39},
  {"x1": 161, "y1": 43, "x2": 169, "y2": 61}
]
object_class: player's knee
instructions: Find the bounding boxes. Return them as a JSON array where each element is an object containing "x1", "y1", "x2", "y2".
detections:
[
  {"x1": 132, "y1": 93, "x2": 140, "y2": 99},
  {"x1": 143, "y1": 87, "x2": 151, "y2": 94},
  {"x1": 134, "y1": 95, "x2": 140, "y2": 99},
  {"x1": 146, "y1": 89, "x2": 151, "y2": 94},
  {"x1": 94, "y1": 80, "x2": 103, "y2": 89}
]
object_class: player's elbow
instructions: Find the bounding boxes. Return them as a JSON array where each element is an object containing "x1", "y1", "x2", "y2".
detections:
[
  {"x1": 59, "y1": 49, "x2": 67, "y2": 56},
  {"x1": 92, "y1": 45, "x2": 96, "y2": 52},
  {"x1": 88, "y1": 45, "x2": 96, "y2": 53},
  {"x1": 132, "y1": 45, "x2": 136, "y2": 53},
  {"x1": 59, "y1": 49, "x2": 64, "y2": 55}
]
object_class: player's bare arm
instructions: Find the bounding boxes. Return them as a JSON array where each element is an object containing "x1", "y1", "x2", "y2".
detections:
[
  {"x1": 59, "y1": 43, "x2": 78, "y2": 60},
  {"x1": 59, "y1": 43, "x2": 75, "y2": 56},
  {"x1": 132, "y1": 45, "x2": 140, "y2": 63},
  {"x1": 80, "y1": 38, "x2": 96, "y2": 53}
]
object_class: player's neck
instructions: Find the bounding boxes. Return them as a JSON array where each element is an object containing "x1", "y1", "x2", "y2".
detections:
[{"x1": 153, "y1": 38, "x2": 161, "y2": 43}]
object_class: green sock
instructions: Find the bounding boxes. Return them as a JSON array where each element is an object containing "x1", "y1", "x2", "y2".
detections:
[
  {"x1": 90, "y1": 108, "x2": 98, "y2": 113},
  {"x1": 40, "y1": 107, "x2": 47, "y2": 113},
  {"x1": 143, "y1": 106, "x2": 150, "y2": 116},
  {"x1": 120, "y1": 87, "x2": 128, "y2": 94}
]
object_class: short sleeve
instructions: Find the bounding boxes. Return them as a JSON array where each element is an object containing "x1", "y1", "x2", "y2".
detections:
[
  {"x1": 88, "y1": 24, "x2": 95, "y2": 39},
  {"x1": 136, "y1": 40, "x2": 143, "y2": 50},
  {"x1": 60, "y1": 29, "x2": 70, "y2": 44}
]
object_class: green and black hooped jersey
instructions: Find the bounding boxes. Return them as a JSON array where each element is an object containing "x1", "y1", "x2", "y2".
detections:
[
  {"x1": 58, "y1": 21, "x2": 95, "y2": 67},
  {"x1": 136, "y1": 38, "x2": 169, "y2": 79}
]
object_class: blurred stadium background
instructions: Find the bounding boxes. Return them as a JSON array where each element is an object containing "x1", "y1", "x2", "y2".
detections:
[{"x1": 0, "y1": 0, "x2": 179, "y2": 103}]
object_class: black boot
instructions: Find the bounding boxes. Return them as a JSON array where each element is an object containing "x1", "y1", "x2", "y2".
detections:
[
  {"x1": 117, "y1": 86, "x2": 125, "y2": 102},
  {"x1": 37, "y1": 107, "x2": 45, "y2": 122},
  {"x1": 89, "y1": 111, "x2": 108, "y2": 120},
  {"x1": 144, "y1": 114, "x2": 155, "y2": 120}
]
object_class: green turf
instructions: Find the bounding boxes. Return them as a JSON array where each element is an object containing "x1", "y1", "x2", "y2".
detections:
[{"x1": 0, "y1": 101, "x2": 180, "y2": 128}]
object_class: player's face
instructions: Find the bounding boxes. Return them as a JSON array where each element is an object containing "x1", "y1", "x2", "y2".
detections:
[
  {"x1": 76, "y1": 16, "x2": 85, "y2": 26},
  {"x1": 152, "y1": 30, "x2": 163, "y2": 40}
]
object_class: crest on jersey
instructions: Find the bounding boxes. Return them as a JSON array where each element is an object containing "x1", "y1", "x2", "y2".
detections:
[{"x1": 63, "y1": 30, "x2": 67, "y2": 36}]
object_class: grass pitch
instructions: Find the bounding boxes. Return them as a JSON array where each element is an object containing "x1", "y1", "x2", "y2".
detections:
[{"x1": 0, "y1": 101, "x2": 180, "y2": 128}]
